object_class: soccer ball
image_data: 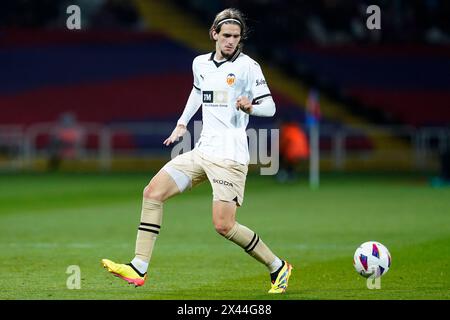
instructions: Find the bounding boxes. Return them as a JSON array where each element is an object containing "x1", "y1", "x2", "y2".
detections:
[{"x1": 353, "y1": 241, "x2": 391, "y2": 278}]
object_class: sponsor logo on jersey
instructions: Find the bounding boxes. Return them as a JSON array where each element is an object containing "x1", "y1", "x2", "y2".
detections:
[
  {"x1": 226, "y1": 73, "x2": 236, "y2": 86},
  {"x1": 256, "y1": 79, "x2": 267, "y2": 86},
  {"x1": 202, "y1": 90, "x2": 228, "y2": 106},
  {"x1": 203, "y1": 91, "x2": 213, "y2": 103}
]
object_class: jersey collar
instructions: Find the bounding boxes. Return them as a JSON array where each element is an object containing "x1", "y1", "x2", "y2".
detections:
[{"x1": 209, "y1": 48, "x2": 241, "y2": 68}]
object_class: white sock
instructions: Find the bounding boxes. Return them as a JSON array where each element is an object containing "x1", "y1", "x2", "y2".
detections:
[
  {"x1": 268, "y1": 257, "x2": 283, "y2": 273},
  {"x1": 131, "y1": 257, "x2": 149, "y2": 274}
]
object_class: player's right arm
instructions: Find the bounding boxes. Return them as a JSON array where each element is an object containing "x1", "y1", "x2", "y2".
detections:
[
  {"x1": 163, "y1": 124, "x2": 187, "y2": 146},
  {"x1": 164, "y1": 58, "x2": 202, "y2": 146}
]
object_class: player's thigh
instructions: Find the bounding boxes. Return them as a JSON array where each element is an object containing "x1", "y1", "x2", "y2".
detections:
[
  {"x1": 203, "y1": 157, "x2": 248, "y2": 207},
  {"x1": 144, "y1": 169, "x2": 180, "y2": 202},
  {"x1": 161, "y1": 150, "x2": 207, "y2": 193}
]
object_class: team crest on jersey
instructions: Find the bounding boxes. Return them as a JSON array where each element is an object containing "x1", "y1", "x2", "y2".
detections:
[{"x1": 226, "y1": 73, "x2": 236, "y2": 86}]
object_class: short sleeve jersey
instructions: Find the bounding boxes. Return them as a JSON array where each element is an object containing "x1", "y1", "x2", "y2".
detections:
[{"x1": 192, "y1": 51, "x2": 272, "y2": 164}]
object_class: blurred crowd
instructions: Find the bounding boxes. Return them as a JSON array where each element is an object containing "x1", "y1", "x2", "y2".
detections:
[
  {"x1": 180, "y1": 0, "x2": 450, "y2": 45},
  {"x1": 1, "y1": 0, "x2": 449, "y2": 45},
  {"x1": 0, "y1": 0, "x2": 143, "y2": 30}
]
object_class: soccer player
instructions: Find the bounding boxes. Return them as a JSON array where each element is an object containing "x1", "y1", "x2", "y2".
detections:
[{"x1": 102, "y1": 8, "x2": 293, "y2": 294}]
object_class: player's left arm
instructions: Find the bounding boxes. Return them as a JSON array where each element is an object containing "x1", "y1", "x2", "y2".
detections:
[
  {"x1": 236, "y1": 60, "x2": 275, "y2": 117},
  {"x1": 236, "y1": 95, "x2": 275, "y2": 116}
]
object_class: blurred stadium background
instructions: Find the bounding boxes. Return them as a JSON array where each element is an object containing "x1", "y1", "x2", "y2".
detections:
[
  {"x1": 1, "y1": 0, "x2": 449, "y2": 175},
  {"x1": 1, "y1": 0, "x2": 450, "y2": 300}
]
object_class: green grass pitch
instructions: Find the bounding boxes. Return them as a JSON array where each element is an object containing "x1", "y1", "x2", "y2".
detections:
[{"x1": 0, "y1": 172, "x2": 449, "y2": 300}]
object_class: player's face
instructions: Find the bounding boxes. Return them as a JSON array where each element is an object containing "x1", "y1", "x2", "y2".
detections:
[{"x1": 214, "y1": 23, "x2": 241, "y2": 59}]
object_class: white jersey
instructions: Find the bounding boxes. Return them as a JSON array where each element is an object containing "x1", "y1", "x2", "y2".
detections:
[{"x1": 177, "y1": 50, "x2": 274, "y2": 165}]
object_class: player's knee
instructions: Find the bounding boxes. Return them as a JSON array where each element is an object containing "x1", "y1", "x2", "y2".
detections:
[
  {"x1": 143, "y1": 184, "x2": 165, "y2": 202},
  {"x1": 213, "y1": 222, "x2": 233, "y2": 236}
]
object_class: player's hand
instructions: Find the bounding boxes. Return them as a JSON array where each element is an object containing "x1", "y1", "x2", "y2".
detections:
[
  {"x1": 236, "y1": 96, "x2": 253, "y2": 114},
  {"x1": 163, "y1": 124, "x2": 187, "y2": 146}
]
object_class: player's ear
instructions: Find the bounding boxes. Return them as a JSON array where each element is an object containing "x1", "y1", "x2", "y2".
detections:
[{"x1": 212, "y1": 30, "x2": 218, "y2": 41}]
